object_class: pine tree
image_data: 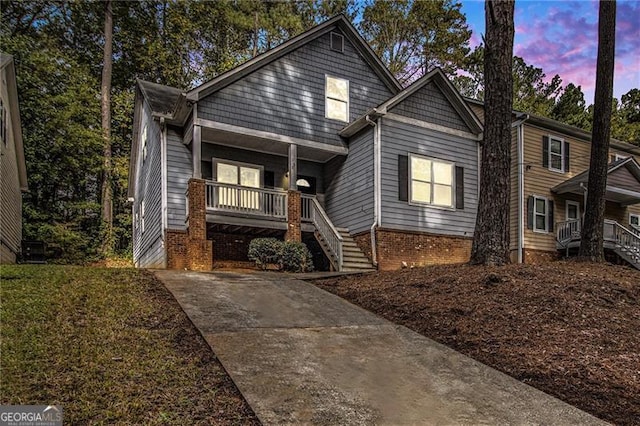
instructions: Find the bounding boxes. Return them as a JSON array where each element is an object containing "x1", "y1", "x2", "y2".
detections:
[
  {"x1": 579, "y1": 0, "x2": 617, "y2": 261},
  {"x1": 469, "y1": 0, "x2": 515, "y2": 266}
]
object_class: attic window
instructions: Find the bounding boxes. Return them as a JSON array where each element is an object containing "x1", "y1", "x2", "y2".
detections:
[{"x1": 330, "y1": 32, "x2": 344, "y2": 53}]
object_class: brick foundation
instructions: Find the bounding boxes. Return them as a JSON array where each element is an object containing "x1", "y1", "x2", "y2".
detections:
[
  {"x1": 523, "y1": 248, "x2": 560, "y2": 264},
  {"x1": 375, "y1": 228, "x2": 472, "y2": 271},
  {"x1": 166, "y1": 179, "x2": 213, "y2": 271},
  {"x1": 285, "y1": 190, "x2": 302, "y2": 242}
]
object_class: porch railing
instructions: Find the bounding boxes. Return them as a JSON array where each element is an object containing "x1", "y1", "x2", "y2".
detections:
[
  {"x1": 609, "y1": 221, "x2": 640, "y2": 265},
  {"x1": 556, "y1": 219, "x2": 581, "y2": 247},
  {"x1": 205, "y1": 181, "x2": 287, "y2": 219},
  {"x1": 303, "y1": 194, "x2": 343, "y2": 271}
]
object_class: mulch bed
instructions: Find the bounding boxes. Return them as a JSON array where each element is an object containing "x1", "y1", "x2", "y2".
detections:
[{"x1": 314, "y1": 261, "x2": 640, "y2": 425}]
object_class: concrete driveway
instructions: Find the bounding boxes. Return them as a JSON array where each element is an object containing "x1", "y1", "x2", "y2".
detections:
[{"x1": 155, "y1": 270, "x2": 607, "y2": 426}]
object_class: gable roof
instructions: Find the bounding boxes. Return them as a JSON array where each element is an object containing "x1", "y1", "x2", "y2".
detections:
[
  {"x1": 186, "y1": 14, "x2": 402, "y2": 102},
  {"x1": 340, "y1": 68, "x2": 483, "y2": 138},
  {"x1": 0, "y1": 53, "x2": 27, "y2": 191},
  {"x1": 552, "y1": 157, "x2": 640, "y2": 205},
  {"x1": 137, "y1": 79, "x2": 183, "y2": 117}
]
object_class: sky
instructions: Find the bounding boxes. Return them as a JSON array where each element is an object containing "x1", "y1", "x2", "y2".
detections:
[{"x1": 459, "y1": 0, "x2": 640, "y2": 104}]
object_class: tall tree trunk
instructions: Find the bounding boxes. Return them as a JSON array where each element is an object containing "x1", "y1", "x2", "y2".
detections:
[
  {"x1": 100, "y1": 0, "x2": 113, "y2": 255},
  {"x1": 469, "y1": 0, "x2": 515, "y2": 266},
  {"x1": 579, "y1": 0, "x2": 616, "y2": 261}
]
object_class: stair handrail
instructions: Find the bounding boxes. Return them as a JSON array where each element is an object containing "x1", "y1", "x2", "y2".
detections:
[
  {"x1": 610, "y1": 221, "x2": 640, "y2": 262},
  {"x1": 308, "y1": 197, "x2": 343, "y2": 271}
]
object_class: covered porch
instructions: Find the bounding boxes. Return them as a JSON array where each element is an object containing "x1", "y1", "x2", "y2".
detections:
[
  {"x1": 552, "y1": 158, "x2": 640, "y2": 269},
  {"x1": 182, "y1": 118, "x2": 349, "y2": 271}
]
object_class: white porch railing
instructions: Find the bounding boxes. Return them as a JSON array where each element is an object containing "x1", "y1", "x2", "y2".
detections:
[
  {"x1": 205, "y1": 181, "x2": 287, "y2": 219},
  {"x1": 302, "y1": 194, "x2": 343, "y2": 271},
  {"x1": 556, "y1": 219, "x2": 581, "y2": 246},
  {"x1": 556, "y1": 218, "x2": 640, "y2": 268}
]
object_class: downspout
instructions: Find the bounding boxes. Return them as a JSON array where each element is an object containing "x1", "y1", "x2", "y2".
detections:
[
  {"x1": 365, "y1": 114, "x2": 381, "y2": 266},
  {"x1": 159, "y1": 117, "x2": 168, "y2": 267},
  {"x1": 512, "y1": 113, "x2": 529, "y2": 263}
]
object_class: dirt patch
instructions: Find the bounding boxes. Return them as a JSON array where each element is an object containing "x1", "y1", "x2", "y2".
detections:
[{"x1": 314, "y1": 261, "x2": 640, "y2": 425}]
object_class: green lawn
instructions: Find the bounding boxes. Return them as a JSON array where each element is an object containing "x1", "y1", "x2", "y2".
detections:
[{"x1": 0, "y1": 265, "x2": 258, "y2": 425}]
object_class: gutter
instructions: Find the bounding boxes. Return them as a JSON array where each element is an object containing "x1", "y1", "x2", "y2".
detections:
[{"x1": 512, "y1": 113, "x2": 530, "y2": 263}]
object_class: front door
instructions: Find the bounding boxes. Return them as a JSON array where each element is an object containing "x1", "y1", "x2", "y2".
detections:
[{"x1": 566, "y1": 200, "x2": 580, "y2": 237}]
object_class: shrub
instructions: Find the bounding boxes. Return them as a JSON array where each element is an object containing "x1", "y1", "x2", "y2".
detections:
[
  {"x1": 248, "y1": 238, "x2": 282, "y2": 270},
  {"x1": 279, "y1": 241, "x2": 314, "y2": 273}
]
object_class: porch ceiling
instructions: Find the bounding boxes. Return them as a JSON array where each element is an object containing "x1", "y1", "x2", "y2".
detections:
[{"x1": 200, "y1": 122, "x2": 346, "y2": 163}]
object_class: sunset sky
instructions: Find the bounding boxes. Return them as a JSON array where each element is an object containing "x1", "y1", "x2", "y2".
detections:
[{"x1": 459, "y1": 0, "x2": 640, "y2": 104}]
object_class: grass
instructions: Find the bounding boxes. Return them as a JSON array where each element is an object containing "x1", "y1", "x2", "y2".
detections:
[{"x1": 0, "y1": 265, "x2": 258, "y2": 425}]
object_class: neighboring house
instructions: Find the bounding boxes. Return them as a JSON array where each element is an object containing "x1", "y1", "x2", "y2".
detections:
[
  {"x1": 468, "y1": 100, "x2": 640, "y2": 269},
  {"x1": 128, "y1": 15, "x2": 483, "y2": 271},
  {"x1": 0, "y1": 54, "x2": 28, "y2": 264}
]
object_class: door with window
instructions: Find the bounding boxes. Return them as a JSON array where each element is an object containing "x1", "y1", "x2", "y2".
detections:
[
  {"x1": 566, "y1": 200, "x2": 581, "y2": 236},
  {"x1": 214, "y1": 160, "x2": 262, "y2": 209}
]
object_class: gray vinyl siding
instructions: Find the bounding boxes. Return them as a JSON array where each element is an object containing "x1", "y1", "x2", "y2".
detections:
[
  {"x1": 0, "y1": 65, "x2": 21, "y2": 263},
  {"x1": 198, "y1": 29, "x2": 394, "y2": 147},
  {"x1": 389, "y1": 82, "x2": 471, "y2": 133},
  {"x1": 201, "y1": 143, "x2": 324, "y2": 192},
  {"x1": 166, "y1": 126, "x2": 192, "y2": 229},
  {"x1": 380, "y1": 118, "x2": 478, "y2": 237},
  {"x1": 133, "y1": 99, "x2": 165, "y2": 268},
  {"x1": 324, "y1": 128, "x2": 374, "y2": 234}
]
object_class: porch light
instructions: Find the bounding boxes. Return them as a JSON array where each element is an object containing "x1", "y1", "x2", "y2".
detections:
[{"x1": 296, "y1": 178, "x2": 311, "y2": 188}]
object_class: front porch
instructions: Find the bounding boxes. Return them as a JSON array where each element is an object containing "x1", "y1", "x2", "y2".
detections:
[{"x1": 556, "y1": 219, "x2": 640, "y2": 268}]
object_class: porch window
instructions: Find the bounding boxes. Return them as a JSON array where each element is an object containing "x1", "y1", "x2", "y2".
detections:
[
  {"x1": 631, "y1": 214, "x2": 640, "y2": 228},
  {"x1": 409, "y1": 154, "x2": 454, "y2": 208},
  {"x1": 214, "y1": 160, "x2": 262, "y2": 209},
  {"x1": 325, "y1": 75, "x2": 349, "y2": 122}
]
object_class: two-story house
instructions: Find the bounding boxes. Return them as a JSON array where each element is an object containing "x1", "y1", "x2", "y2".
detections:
[
  {"x1": 469, "y1": 100, "x2": 640, "y2": 268},
  {"x1": 128, "y1": 15, "x2": 483, "y2": 271},
  {"x1": 0, "y1": 54, "x2": 28, "y2": 264}
]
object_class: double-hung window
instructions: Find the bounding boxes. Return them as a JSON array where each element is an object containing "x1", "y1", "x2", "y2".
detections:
[
  {"x1": 533, "y1": 196, "x2": 548, "y2": 232},
  {"x1": 548, "y1": 137, "x2": 564, "y2": 172},
  {"x1": 630, "y1": 214, "x2": 640, "y2": 229},
  {"x1": 409, "y1": 154, "x2": 454, "y2": 208},
  {"x1": 214, "y1": 160, "x2": 262, "y2": 209},
  {"x1": 325, "y1": 75, "x2": 349, "y2": 122}
]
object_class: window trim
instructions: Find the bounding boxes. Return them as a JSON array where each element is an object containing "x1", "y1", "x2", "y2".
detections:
[
  {"x1": 325, "y1": 75, "x2": 349, "y2": 122},
  {"x1": 548, "y1": 135, "x2": 565, "y2": 173},
  {"x1": 533, "y1": 195, "x2": 549, "y2": 233},
  {"x1": 408, "y1": 153, "x2": 455, "y2": 209},
  {"x1": 212, "y1": 158, "x2": 264, "y2": 187},
  {"x1": 565, "y1": 200, "x2": 580, "y2": 221}
]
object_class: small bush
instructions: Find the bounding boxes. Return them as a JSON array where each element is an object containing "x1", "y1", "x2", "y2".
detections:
[
  {"x1": 248, "y1": 238, "x2": 282, "y2": 270},
  {"x1": 247, "y1": 238, "x2": 314, "y2": 272},
  {"x1": 279, "y1": 241, "x2": 314, "y2": 273}
]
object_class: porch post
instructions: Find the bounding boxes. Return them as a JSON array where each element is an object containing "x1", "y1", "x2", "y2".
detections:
[
  {"x1": 288, "y1": 144, "x2": 298, "y2": 190},
  {"x1": 192, "y1": 125, "x2": 202, "y2": 179},
  {"x1": 186, "y1": 178, "x2": 212, "y2": 270},
  {"x1": 286, "y1": 143, "x2": 301, "y2": 242}
]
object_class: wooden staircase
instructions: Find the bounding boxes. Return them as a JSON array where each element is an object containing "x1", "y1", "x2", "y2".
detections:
[{"x1": 313, "y1": 227, "x2": 375, "y2": 272}]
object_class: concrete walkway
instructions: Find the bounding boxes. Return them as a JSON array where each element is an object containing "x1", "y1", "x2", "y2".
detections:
[{"x1": 155, "y1": 270, "x2": 607, "y2": 426}]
